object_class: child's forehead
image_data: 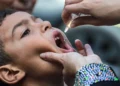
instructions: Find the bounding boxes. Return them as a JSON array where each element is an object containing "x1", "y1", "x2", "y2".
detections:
[
  {"x1": 0, "y1": 12, "x2": 33, "y2": 41},
  {"x1": 1, "y1": 12, "x2": 32, "y2": 31},
  {"x1": 4, "y1": 12, "x2": 32, "y2": 23}
]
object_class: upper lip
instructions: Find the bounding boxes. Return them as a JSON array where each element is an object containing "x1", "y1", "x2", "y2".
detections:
[{"x1": 52, "y1": 30, "x2": 75, "y2": 53}]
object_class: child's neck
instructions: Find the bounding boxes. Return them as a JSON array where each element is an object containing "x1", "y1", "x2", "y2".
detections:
[{"x1": 15, "y1": 75, "x2": 64, "y2": 86}]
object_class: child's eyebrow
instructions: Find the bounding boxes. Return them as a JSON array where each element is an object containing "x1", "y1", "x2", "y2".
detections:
[
  {"x1": 12, "y1": 16, "x2": 34, "y2": 38},
  {"x1": 12, "y1": 21, "x2": 23, "y2": 38}
]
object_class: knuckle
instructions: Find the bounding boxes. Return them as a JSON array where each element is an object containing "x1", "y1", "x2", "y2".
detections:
[
  {"x1": 47, "y1": 52, "x2": 53, "y2": 57},
  {"x1": 61, "y1": 54, "x2": 68, "y2": 61},
  {"x1": 81, "y1": 2, "x2": 92, "y2": 13},
  {"x1": 59, "y1": 57, "x2": 65, "y2": 64},
  {"x1": 62, "y1": 54, "x2": 67, "y2": 59}
]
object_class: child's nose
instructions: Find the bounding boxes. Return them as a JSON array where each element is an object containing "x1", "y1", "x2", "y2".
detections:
[{"x1": 41, "y1": 21, "x2": 52, "y2": 33}]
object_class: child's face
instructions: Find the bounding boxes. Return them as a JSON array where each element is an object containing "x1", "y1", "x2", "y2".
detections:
[{"x1": 0, "y1": 12, "x2": 75, "y2": 78}]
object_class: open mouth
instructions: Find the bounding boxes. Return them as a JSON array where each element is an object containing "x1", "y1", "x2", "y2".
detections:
[{"x1": 53, "y1": 30, "x2": 74, "y2": 53}]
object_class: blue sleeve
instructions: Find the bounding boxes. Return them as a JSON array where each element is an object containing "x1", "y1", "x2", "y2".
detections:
[{"x1": 74, "y1": 63, "x2": 119, "y2": 86}]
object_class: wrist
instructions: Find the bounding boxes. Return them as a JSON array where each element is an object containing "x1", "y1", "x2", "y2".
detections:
[{"x1": 74, "y1": 63, "x2": 119, "y2": 86}]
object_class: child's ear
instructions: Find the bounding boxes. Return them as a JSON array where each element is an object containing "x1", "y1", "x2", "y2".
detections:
[{"x1": 0, "y1": 64, "x2": 25, "y2": 84}]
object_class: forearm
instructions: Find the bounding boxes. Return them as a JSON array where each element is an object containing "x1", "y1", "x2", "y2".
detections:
[{"x1": 74, "y1": 63, "x2": 119, "y2": 86}]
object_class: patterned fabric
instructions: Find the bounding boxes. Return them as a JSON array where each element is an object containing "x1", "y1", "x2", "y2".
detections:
[{"x1": 74, "y1": 63, "x2": 119, "y2": 86}]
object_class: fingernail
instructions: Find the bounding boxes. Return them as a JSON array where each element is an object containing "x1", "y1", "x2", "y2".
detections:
[
  {"x1": 40, "y1": 54, "x2": 45, "y2": 58},
  {"x1": 75, "y1": 39, "x2": 80, "y2": 42},
  {"x1": 85, "y1": 44, "x2": 90, "y2": 48}
]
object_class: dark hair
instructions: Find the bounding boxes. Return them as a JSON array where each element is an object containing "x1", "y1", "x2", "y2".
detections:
[
  {"x1": 0, "y1": 8, "x2": 16, "y2": 66},
  {"x1": 0, "y1": 9, "x2": 16, "y2": 86}
]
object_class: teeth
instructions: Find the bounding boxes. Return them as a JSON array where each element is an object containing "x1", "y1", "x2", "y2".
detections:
[{"x1": 55, "y1": 37, "x2": 60, "y2": 41}]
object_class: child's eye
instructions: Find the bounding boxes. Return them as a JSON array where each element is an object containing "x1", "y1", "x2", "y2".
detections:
[{"x1": 21, "y1": 29, "x2": 30, "y2": 38}]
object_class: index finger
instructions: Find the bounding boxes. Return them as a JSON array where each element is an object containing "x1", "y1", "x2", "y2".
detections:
[
  {"x1": 40, "y1": 52, "x2": 65, "y2": 64},
  {"x1": 62, "y1": 0, "x2": 83, "y2": 25},
  {"x1": 62, "y1": 9, "x2": 71, "y2": 25}
]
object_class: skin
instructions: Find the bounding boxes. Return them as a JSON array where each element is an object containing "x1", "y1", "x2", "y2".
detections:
[
  {"x1": 40, "y1": 44, "x2": 102, "y2": 86},
  {"x1": 0, "y1": 0, "x2": 36, "y2": 11},
  {"x1": 62, "y1": 0, "x2": 120, "y2": 27},
  {"x1": 0, "y1": 11, "x2": 76, "y2": 86}
]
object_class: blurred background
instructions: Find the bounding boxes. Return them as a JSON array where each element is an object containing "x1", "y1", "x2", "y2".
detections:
[{"x1": 33, "y1": 0, "x2": 120, "y2": 78}]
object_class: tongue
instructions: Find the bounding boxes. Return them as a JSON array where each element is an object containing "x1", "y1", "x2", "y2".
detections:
[{"x1": 60, "y1": 43, "x2": 65, "y2": 49}]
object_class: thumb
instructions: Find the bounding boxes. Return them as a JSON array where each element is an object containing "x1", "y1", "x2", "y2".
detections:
[{"x1": 40, "y1": 52, "x2": 65, "y2": 64}]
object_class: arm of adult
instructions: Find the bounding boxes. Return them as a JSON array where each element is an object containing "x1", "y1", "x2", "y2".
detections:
[{"x1": 62, "y1": 0, "x2": 120, "y2": 27}]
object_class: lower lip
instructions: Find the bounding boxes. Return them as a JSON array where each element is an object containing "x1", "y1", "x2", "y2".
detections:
[{"x1": 60, "y1": 43, "x2": 75, "y2": 53}]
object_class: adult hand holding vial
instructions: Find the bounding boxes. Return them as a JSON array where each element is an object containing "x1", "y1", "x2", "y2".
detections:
[{"x1": 62, "y1": 0, "x2": 120, "y2": 27}]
